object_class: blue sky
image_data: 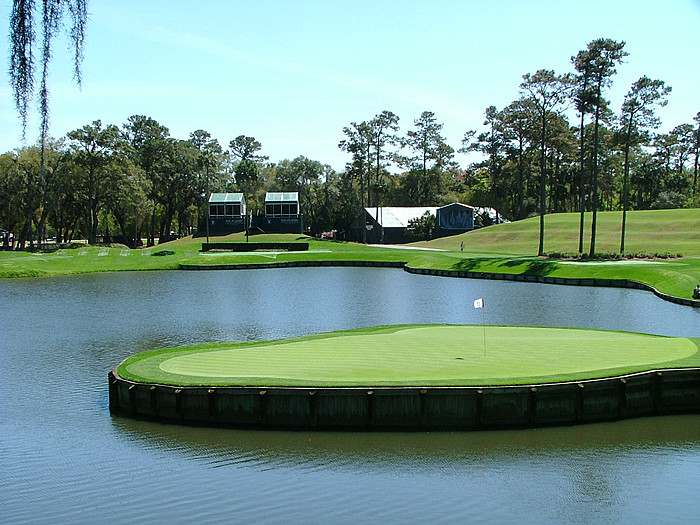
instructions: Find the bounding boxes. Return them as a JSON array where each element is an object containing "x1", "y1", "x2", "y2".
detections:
[{"x1": 1, "y1": 0, "x2": 699, "y2": 171}]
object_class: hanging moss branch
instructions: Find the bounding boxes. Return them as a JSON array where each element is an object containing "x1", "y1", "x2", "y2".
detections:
[
  {"x1": 8, "y1": 0, "x2": 89, "y2": 141},
  {"x1": 9, "y1": 0, "x2": 36, "y2": 139},
  {"x1": 68, "y1": 0, "x2": 87, "y2": 87},
  {"x1": 39, "y1": 0, "x2": 62, "y2": 149}
]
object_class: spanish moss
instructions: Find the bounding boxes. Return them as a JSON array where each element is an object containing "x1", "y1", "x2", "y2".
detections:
[{"x1": 9, "y1": 0, "x2": 89, "y2": 142}]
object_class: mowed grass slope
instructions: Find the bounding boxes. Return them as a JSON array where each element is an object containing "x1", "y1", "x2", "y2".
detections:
[
  {"x1": 418, "y1": 208, "x2": 700, "y2": 256},
  {"x1": 1, "y1": 209, "x2": 699, "y2": 300},
  {"x1": 116, "y1": 325, "x2": 700, "y2": 387},
  {"x1": 411, "y1": 208, "x2": 700, "y2": 300}
]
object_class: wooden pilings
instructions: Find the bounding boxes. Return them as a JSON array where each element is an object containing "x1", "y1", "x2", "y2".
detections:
[{"x1": 109, "y1": 368, "x2": 700, "y2": 431}]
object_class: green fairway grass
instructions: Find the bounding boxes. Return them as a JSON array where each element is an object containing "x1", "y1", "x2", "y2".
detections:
[
  {"x1": 116, "y1": 325, "x2": 700, "y2": 387},
  {"x1": 2, "y1": 209, "x2": 699, "y2": 301},
  {"x1": 418, "y1": 208, "x2": 700, "y2": 256},
  {"x1": 411, "y1": 209, "x2": 700, "y2": 301}
]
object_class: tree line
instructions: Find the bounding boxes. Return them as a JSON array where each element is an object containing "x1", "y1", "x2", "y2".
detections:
[{"x1": 2, "y1": 38, "x2": 698, "y2": 252}]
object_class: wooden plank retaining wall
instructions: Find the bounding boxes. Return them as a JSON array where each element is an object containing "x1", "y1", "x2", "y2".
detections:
[
  {"x1": 109, "y1": 368, "x2": 700, "y2": 431},
  {"x1": 200, "y1": 242, "x2": 309, "y2": 252}
]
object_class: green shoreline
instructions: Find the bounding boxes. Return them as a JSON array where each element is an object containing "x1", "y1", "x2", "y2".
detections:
[
  {"x1": 2, "y1": 238, "x2": 698, "y2": 304},
  {"x1": 2, "y1": 209, "x2": 699, "y2": 302}
]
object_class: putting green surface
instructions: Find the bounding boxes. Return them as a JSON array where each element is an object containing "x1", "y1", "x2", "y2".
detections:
[{"x1": 116, "y1": 325, "x2": 700, "y2": 387}]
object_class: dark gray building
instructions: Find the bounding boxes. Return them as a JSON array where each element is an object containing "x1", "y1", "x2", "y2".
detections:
[
  {"x1": 259, "y1": 192, "x2": 303, "y2": 234},
  {"x1": 208, "y1": 193, "x2": 246, "y2": 234}
]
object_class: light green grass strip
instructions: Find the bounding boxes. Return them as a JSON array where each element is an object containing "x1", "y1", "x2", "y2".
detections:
[{"x1": 117, "y1": 325, "x2": 700, "y2": 387}]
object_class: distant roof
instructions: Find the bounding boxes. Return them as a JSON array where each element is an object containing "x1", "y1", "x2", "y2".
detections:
[
  {"x1": 209, "y1": 192, "x2": 244, "y2": 203},
  {"x1": 365, "y1": 207, "x2": 437, "y2": 228},
  {"x1": 440, "y1": 202, "x2": 475, "y2": 211},
  {"x1": 266, "y1": 192, "x2": 299, "y2": 202}
]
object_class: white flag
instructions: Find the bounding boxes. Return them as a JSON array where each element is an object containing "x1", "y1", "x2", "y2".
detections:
[{"x1": 473, "y1": 298, "x2": 484, "y2": 309}]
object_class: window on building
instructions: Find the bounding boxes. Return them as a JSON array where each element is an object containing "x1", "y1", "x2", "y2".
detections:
[
  {"x1": 224, "y1": 204, "x2": 241, "y2": 217},
  {"x1": 211, "y1": 202, "x2": 243, "y2": 217},
  {"x1": 210, "y1": 204, "x2": 225, "y2": 217},
  {"x1": 266, "y1": 201, "x2": 298, "y2": 217}
]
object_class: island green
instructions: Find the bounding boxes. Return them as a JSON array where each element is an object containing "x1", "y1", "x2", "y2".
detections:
[{"x1": 116, "y1": 324, "x2": 700, "y2": 387}]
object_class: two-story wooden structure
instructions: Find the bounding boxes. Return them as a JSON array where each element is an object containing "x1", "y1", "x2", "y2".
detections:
[
  {"x1": 208, "y1": 193, "x2": 246, "y2": 234},
  {"x1": 259, "y1": 192, "x2": 303, "y2": 234}
]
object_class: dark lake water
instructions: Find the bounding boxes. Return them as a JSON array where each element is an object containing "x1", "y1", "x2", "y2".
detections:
[{"x1": 1, "y1": 267, "x2": 699, "y2": 523}]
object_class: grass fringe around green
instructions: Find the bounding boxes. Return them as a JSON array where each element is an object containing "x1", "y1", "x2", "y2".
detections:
[{"x1": 116, "y1": 324, "x2": 700, "y2": 388}]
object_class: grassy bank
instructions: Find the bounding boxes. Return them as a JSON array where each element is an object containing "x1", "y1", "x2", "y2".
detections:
[
  {"x1": 116, "y1": 324, "x2": 700, "y2": 387},
  {"x1": 411, "y1": 208, "x2": 700, "y2": 301},
  {"x1": 1, "y1": 209, "x2": 699, "y2": 301},
  {"x1": 420, "y1": 208, "x2": 700, "y2": 256}
]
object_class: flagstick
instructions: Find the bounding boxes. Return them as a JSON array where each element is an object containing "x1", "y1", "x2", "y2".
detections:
[
  {"x1": 481, "y1": 307, "x2": 486, "y2": 356},
  {"x1": 473, "y1": 298, "x2": 486, "y2": 357}
]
